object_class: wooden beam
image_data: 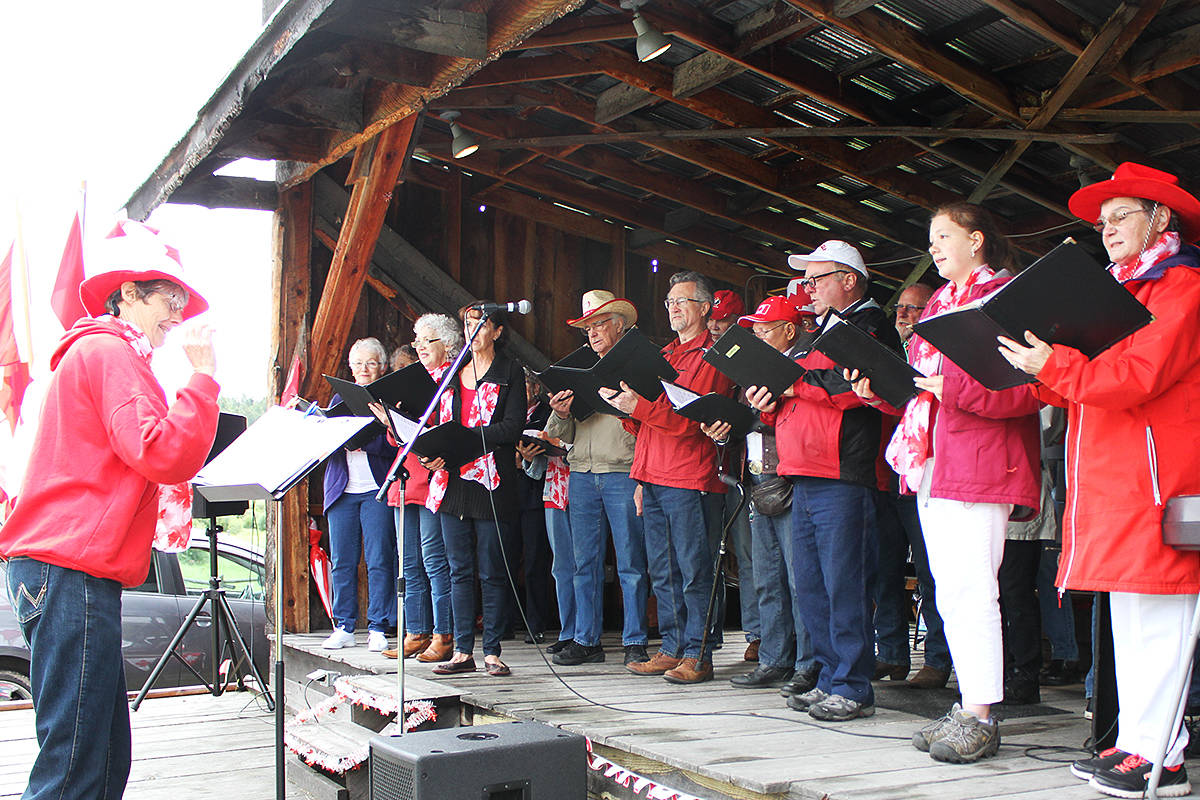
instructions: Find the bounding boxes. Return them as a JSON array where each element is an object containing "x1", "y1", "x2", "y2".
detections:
[
  {"x1": 833, "y1": 0, "x2": 881, "y2": 16},
  {"x1": 673, "y1": 51, "x2": 744, "y2": 100},
  {"x1": 269, "y1": 180, "x2": 312, "y2": 634},
  {"x1": 594, "y1": 82, "x2": 658, "y2": 125},
  {"x1": 169, "y1": 176, "x2": 278, "y2": 211},
  {"x1": 312, "y1": 172, "x2": 552, "y2": 370},
  {"x1": 512, "y1": 16, "x2": 633, "y2": 50},
  {"x1": 461, "y1": 52, "x2": 598, "y2": 88},
  {"x1": 320, "y1": 5, "x2": 488, "y2": 59},
  {"x1": 1127, "y1": 21, "x2": 1200, "y2": 83},
  {"x1": 1019, "y1": 108, "x2": 1200, "y2": 124},
  {"x1": 306, "y1": 116, "x2": 419, "y2": 401}
]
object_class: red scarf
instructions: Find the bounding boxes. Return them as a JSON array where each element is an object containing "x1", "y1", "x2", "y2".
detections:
[
  {"x1": 1109, "y1": 231, "x2": 1180, "y2": 283},
  {"x1": 885, "y1": 265, "x2": 996, "y2": 492},
  {"x1": 425, "y1": 366, "x2": 501, "y2": 512}
]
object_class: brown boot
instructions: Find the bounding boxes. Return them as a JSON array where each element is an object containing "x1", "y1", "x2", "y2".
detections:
[
  {"x1": 402, "y1": 633, "x2": 432, "y2": 658},
  {"x1": 744, "y1": 640, "x2": 760, "y2": 662},
  {"x1": 664, "y1": 658, "x2": 713, "y2": 685},
  {"x1": 416, "y1": 634, "x2": 454, "y2": 663},
  {"x1": 906, "y1": 665, "x2": 951, "y2": 690},
  {"x1": 626, "y1": 651, "x2": 683, "y2": 676}
]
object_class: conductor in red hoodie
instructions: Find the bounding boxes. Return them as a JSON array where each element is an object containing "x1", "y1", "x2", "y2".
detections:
[{"x1": 0, "y1": 220, "x2": 220, "y2": 800}]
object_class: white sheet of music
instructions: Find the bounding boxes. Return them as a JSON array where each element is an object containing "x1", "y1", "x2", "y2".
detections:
[{"x1": 660, "y1": 379, "x2": 700, "y2": 409}]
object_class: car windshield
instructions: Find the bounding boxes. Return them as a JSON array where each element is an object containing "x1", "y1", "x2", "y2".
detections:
[{"x1": 178, "y1": 547, "x2": 266, "y2": 601}]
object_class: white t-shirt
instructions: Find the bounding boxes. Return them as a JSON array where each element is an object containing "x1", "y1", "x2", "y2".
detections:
[{"x1": 344, "y1": 449, "x2": 379, "y2": 493}]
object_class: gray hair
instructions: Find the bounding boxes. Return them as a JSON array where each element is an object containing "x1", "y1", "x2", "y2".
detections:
[
  {"x1": 1137, "y1": 199, "x2": 1181, "y2": 233},
  {"x1": 104, "y1": 279, "x2": 188, "y2": 317},
  {"x1": 349, "y1": 337, "x2": 387, "y2": 365},
  {"x1": 414, "y1": 313, "x2": 464, "y2": 360},
  {"x1": 668, "y1": 270, "x2": 714, "y2": 306}
]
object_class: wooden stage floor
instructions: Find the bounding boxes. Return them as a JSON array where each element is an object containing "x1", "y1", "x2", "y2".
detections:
[{"x1": 286, "y1": 631, "x2": 1142, "y2": 800}]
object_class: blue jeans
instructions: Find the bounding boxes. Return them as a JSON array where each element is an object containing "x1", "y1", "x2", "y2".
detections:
[
  {"x1": 6, "y1": 557, "x2": 130, "y2": 800},
  {"x1": 398, "y1": 505, "x2": 452, "y2": 636},
  {"x1": 749, "y1": 479, "x2": 815, "y2": 672},
  {"x1": 545, "y1": 507, "x2": 577, "y2": 641},
  {"x1": 726, "y1": 488, "x2": 758, "y2": 642},
  {"x1": 873, "y1": 492, "x2": 951, "y2": 672},
  {"x1": 441, "y1": 516, "x2": 509, "y2": 657},
  {"x1": 1037, "y1": 546, "x2": 1078, "y2": 661},
  {"x1": 791, "y1": 477, "x2": 878, "y2": 705},
  {"x1": 327, "y1": 490, "x2": 396, "y2": 633},
  {"x1": 641, "y1": 483, "x2": 716, "y2": 660},
  {"x1": 568, "y1": 472, "x2": 648, "y2": 647}
]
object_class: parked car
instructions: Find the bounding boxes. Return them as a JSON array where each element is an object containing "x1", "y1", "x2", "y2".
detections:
[{"x1": 0, "y1": 535, "x2": 268, "y2": 702}]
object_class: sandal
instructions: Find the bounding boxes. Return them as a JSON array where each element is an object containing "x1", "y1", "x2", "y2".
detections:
[
  {"x1": 432, "y1": 657, "x2": 476, "y2": 675},
  {"x1": 485, "y1": 660, "x2": 511, "y2": 677}
]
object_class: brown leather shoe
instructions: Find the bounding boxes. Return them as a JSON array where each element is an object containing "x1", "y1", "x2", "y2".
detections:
[
  {"x1": 664, "y1": 658, "x2": 713, "y2": 685},
  {"x1": 743, "y1": 640, "x2": 760, "y2": 662},
  {"x1": 382, "y1": 648, "x2": 399, "y2": 659},
  {"x1": 626, "y1": 651, "x2": 683, "y2": 676},
  {"x1": 873, "y1": 661, "x2": 909, "y2": 681},
  {"x1": 416, "y1": 634, "x2": 454, "y2": 663},
  {"x1": 906, "y1": 665, "x2": 951, "y2": 690},
  {"x1": 402, "y1": 633, "x2": 432, "y2": 658}
]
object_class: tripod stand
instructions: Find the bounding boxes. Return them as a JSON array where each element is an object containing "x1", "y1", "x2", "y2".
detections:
[{"x1": 131, "y1": 517, "x2": 275, "y2": 711}]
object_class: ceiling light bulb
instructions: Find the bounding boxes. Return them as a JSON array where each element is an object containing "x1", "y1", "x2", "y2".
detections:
[
  {"x1": 632, "y1": 14, "x2": 671, "y2": 62},
  {"x1": 450, "y1": 122, "x2": 479, "y2": 159}
]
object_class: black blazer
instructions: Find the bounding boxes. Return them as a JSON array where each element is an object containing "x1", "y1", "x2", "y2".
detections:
[{"x1": 437, "y1": 351, "x2": 527, "y2": 520}]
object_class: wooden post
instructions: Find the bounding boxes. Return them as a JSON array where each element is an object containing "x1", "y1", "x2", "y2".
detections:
[
  {"x1": 269, "y1": 181, "x2": 313, "y2": 634},
  {"x1": 305, "y1": 114, "x2": 420, "y2": 402}
]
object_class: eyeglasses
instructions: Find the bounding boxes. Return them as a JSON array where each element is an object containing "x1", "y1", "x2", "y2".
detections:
[
  {"x1": 582, "y1": 317, "x2": 616, "y2": 333},
  {"x1": 663, "y1": 297, "x2": 703, "y2": 309},
  {"x1": 800, "y1": 270, "x2": 849, "y2": 290},
  {"x1": 413, "y1": 337, "x2": 441, "y2": 347},
  {"x1": 895, "y1": 304, "x2": 926, "y2": 314},
  {"x1": 1093, "y1": 207, "x2": 1152, "y2": 233},
  {"x1": 155, "y1": 290, "x2": 187, "y2": 314},
  {"x1": 349, "y1": 360, "x2": 381, "y2": 370},
  {"x1": 751, "y1": 322, "x2": 788, "y2": 339}
]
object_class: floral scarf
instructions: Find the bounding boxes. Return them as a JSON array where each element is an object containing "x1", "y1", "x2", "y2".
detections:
[
  {"x1": 885, "y1": 264, "x2": 997, "y2": 493},
  {"x1": 544, "y1": 456, "x2": 569, "y2": 510},
  {"x1": 101, "y1": 315, "x2": 194, "y2": 552},
  {"x1": 1110, "y1": 230, "x2": 1180, "y2": 283},
  {"x1": 425, "y1": 366, "x2": 501, "y2": 512}
]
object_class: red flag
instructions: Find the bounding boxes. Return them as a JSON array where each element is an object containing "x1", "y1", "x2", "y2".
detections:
[
  {"x1": 279, "y1": 322, "x2": 307, "y2": 407},
  {"x1": 0, "y1": 244, "x2": 31, "y2": 433},
  {"x1": 51, "y1": 212, "x2": 87, "y2": 329}
]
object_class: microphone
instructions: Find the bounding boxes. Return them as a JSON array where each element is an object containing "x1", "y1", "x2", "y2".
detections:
[{"x1": 471, "y1": 299, "x2": 532, "y2": 315}]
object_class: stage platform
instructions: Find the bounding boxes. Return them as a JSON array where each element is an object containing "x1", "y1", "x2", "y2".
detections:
[{"x1": 282, "y1": 631, "x2": 1130, "y2": 800}]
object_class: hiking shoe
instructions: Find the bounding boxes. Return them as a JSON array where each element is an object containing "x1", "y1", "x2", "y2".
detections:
[
  {"x1": 928, "y1": 709, "x2": 1000, "y2": 763},
  {"x1": 913, "y1": 704, "x2": 961, "y2": 752},
  {"x1": 809, "y1": 694, "x2": 875, "y2": 721},
  {"x1": 780, "y1": 666, "x2": 821, "y2": 697},
  {"x1": 730, "y1": 665, "x2": 794, "y2": 688},
  {"x1": 546, "y1": 639, "x2": 571, "y2": 655},
  {"x1": 786, "y1": 687, "x2": 829, "y2": 712},
  {"x1": 1089, "y1": 754, "x2": 1191, "y2": 798},
  {"x1": 1071, "y1": 747, "x2": 1132, "y2": 781},
  {"x1": 623, "y1": 644, "x2": 650, "y2": 665},
  {"x1": 552, "y1": 641, "x2": 604, "y2": 666},
  {"x1": 627, "y1": 651, "x2": 682, "y2": 676},
  {"x1": 663, "y1": 658, "x2": 713, "y2": 685}
]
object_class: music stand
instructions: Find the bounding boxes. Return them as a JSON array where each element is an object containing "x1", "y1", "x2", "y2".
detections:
[{"x1": 131, "y1": 413, "x2": 275, "y2": 712}]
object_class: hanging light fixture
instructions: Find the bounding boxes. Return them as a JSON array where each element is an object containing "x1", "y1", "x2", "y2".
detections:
[
  {"x1": 632, "y1": 13, "x2": 671, "y2": 62},
  {"x1": 439, "y1": 111, "x2": 478, "y2": 159}
]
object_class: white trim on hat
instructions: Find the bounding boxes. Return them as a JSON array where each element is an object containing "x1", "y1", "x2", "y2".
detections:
[{"x1": 787, "y1": 240, "x2": 868, "y2": 278}]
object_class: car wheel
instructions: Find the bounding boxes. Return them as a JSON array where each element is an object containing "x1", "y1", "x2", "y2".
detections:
[{"x1": 0, "y1": 668, "x2": 32, "y2": 702}]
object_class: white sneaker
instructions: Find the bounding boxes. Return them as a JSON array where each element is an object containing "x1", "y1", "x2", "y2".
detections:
[
  {"x1": 322, "y1": 627, "x2": 356, "y2": 649},
  {"x1": 367, "y1": 631, "x2": 388, "y2": 652}
]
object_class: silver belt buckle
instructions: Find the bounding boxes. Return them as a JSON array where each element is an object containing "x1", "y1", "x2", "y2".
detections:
[{"x1": 748, "y1": 461, "x2": 763, "y2": 475}]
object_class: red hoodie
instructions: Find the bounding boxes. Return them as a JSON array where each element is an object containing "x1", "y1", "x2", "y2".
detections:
[{"x1": 0, "y1": 318, "x2": 219, "y2": 587}]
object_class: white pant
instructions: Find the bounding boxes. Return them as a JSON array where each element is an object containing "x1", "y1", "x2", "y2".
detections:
[
  {"x1": 1111, "y1": 591, "x2": 1197, "y2": 766},
  {"x1": 917, "y1": 461, "x2": 1010, "y2": 706}
]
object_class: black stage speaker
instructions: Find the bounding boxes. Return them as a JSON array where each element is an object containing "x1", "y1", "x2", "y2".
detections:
[{"x1": 369, "y1": 720, "x2": 586, "y2": 800}]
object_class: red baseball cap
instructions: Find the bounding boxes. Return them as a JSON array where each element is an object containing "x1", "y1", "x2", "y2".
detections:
[
  {"x1": 737, "y1": 295, "x2": 802, "y2": 327},
  {"x1": 710, "y1": 289, "x2": 745, "y2": 321}
]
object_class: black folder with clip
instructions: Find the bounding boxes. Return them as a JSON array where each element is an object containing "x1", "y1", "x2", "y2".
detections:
[
  {"x1": 535, "y1": 345, "x2": 601, "y2": 422},
  {"x1": 534, "y1": 329, "x2": 679, "y2": 419},
  {"x1": 704, "y1": 324, "x2": 804, "y2": 399},
  {"x1": 913, "y1": 240, "x2": 1154, "y2": 391},
  {"x1": 660, "y1": 380, "x2": 759, "y2": 439},
  {"x1": 811, "y1": 313, "x2": 922, "y2": 408}
]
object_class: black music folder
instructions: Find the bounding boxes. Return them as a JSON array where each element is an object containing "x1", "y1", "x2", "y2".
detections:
[
  {"x1": 193, "y1": 406, "x2": 373, "y2": 502},
  {"x1": 660, "y1": 380, "x2": 759, "y2": 439},
  {"x1": 534, "y1": 328, "x2": 679, "y2": 418},
  {"x1": 386, "y1": 412, "x2": 490, "y2": 471},
  {"x1": 704, "y1": 324, "x2": 804, "y2": 399},
  {"x1": 324, "y1": 364, "x2": 436, "y2": 419},
  {"x1": 913, "y1": 240, "x2": 1154, "y2": 391},
  {"x1": 520, "y1": 430, "x2": 569, "y2": 459},
  {"x1": 535, "y1": 345, "x2": 601, "y2": 422},
  {"x1": 811, "y1": 313, "x2": 922, "y2": 408}
]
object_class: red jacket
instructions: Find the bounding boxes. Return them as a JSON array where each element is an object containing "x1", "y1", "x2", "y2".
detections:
[
  {"x1": 765, "y1": 299, "x2": 898, "y2": 488},
  {"x1": 0, "y1": 318, "x2": 219, "y2": 587},
  {"x1": 1036, "y1": 246, "x2": 1200, "y2": 594},
  {"x1": 623, "y1": 330, "x2": 733, "y2": 493}
]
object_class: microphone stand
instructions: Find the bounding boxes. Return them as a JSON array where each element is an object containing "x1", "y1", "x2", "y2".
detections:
[{"x1": 375, "y1": 310, "x2": 492, "y2": 737}]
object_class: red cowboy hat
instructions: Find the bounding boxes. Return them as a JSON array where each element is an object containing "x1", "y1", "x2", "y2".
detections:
[
  {"x1": 79, "y1": 220, "x2": 208, "y2": 320},
  {"x1": 1069, "y1": 162, "x2": 1200, "y2": 242}
]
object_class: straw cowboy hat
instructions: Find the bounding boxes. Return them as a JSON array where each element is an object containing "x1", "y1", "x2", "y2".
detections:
[
  {"x1": 567, "y1": 289, "x2": 638, "y2": 328},
  {"x1": 1069, "y1": 162, "x2": 1200, "y2": 242},
  {"x1": 79, "y1": 220, "x2": 209, "y2": 320}
]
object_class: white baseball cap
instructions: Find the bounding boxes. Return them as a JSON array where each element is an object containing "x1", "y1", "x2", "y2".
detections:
[{"x1": 787, "y1": 240, "x2": 868, "y2": 279}]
